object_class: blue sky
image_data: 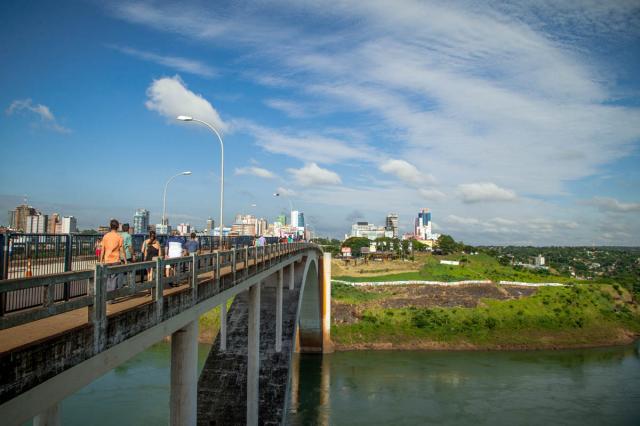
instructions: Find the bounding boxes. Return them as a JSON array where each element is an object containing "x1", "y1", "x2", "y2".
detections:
[{"x1": 1, "y1": 0, "x2": 639, "y2": 244}]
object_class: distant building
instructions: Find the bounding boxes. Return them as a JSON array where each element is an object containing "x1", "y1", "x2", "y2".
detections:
[
  {"x1": 291, "y1": 210, "x2": 305, "y2": 236},
  {"x1": 9, "y1": 204, "x2": 37, "y2": 231},
  {"x1": 350, "y1": 221, "x2": 392, "y2": 240},
  {"x1": 48, "y1": 213, "x2": 61, "y2": 234},
  {"x1": 535, "y1": 255, "x2": 545, "y2": 267},
  {"x1": 177, "y1": 223, "x2": 191, "y2": 235},
  {"x1": 415, "y1": 208, "x2": 439, "y2": 241},
  {"x1": 206, "y1": 218, "x2": 215, "y2": 236},
  {"x1": 276, "y1": 214, "x2": 287, "y2": 226},
  {"x1": 385, "y1": 213, "x2": 399, "y2": 238},
  {"x1": 133, "y1": 209, "x2": 150, "y2": 234},
  {"x1": 232, "y1": 214, "x2": 258, "y2": 236},
  {"x1": 155, "y1": 223, "x2": 170, "y2": 235},
  {"x1": 26, "y1": 213, "x2": 48, "y2": 233},
  {"x1": 61, "y1": 216, "x2": 77, "y2": 234},
  {"x1": 256, "y1": 218, "x2": 267, "y2": 236}
]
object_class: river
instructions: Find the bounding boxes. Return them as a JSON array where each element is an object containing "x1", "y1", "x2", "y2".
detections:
[{"x1": 53, "y1": 341, "x2": 640, "y2": 425}]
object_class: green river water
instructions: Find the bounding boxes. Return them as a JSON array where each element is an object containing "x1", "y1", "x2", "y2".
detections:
[{"x1": 53, "y1": 341, "x2": 640, "y2": 425}]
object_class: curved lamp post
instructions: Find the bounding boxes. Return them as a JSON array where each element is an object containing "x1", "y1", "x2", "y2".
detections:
[
  {"x1": 176, "y1": 116, "x2": 225, "y2": 248},
  {"x1": 162, "y1": 171, "x2": 192, "y2": 228}
]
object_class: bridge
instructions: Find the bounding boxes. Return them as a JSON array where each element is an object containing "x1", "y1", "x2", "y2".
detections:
[{"x1": 0, "y1": 242, "x2": 332, "y2": 425}]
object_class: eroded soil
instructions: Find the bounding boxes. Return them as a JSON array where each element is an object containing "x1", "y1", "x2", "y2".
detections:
[{"x1": 332, "y1": 284, "x2": 537, "y2": 324}]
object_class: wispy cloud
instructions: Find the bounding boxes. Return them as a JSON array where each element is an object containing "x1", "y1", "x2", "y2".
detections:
[
  {"x1": 234, "y1": 166, "x2": 276, "y2": 179},
  {"x1": 5, "y1": 99, "x2": 70, "y2": 133},
  {"x1": 264, "y1": 99, "x2": 307, "y2": 118},
  {"x1": 587, "y1": 196, "x2": 640, "y2": 213},
  {"x1": 145, "y1": 75, "x2": 227, "y2": 131},
  {"x1": 108, "y1": 44, "x2": 216, "y2": 78}
]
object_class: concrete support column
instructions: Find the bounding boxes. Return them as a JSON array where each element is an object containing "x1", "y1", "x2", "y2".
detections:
[
  {"x1": 321, "y1": 253, "x2": 334, "y2": 353},
  {"x1": 220, "y1": 301, "x2": 227, "y2": 351},
  {"x1": 276, "y1": 269, "x2": 283, "y2": 352},
  {"x1": 33, "y1": 403, "x2": 60, "y2": 426},
  {"x1": 289, "y1": 262, "x2": 295, "y2": 290},
  {"x1": 170, "y1": 320, "x2": 198, "y2": 426},
  {"x1": 247, "y1": 282, "x2": 261, "y2": 426}
]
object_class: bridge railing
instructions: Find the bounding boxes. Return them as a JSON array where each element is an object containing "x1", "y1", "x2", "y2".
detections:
[{"x1": 0, "y1": 242, "x2": 312, "y2": 331}]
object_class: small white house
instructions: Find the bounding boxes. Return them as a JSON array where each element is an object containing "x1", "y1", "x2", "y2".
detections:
[{"x1": 440, "y1": 260, "x2": 460, "y2": 266}]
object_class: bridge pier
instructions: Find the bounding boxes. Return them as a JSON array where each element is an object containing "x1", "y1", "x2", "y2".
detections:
[
  {"x1": 321, "y1": 253, "x2": 334, "y2": 354},
  {"x1": 170, "y1": 320, "x2": 198, "y2": 426},
  {"x1": 247, "y1": 281, "x2": 261, "y2": 426},
  {"x1": 33, "y1": 403, "x2": 60, "y2": 426},
  {"x1": 289, "y1": 262, "x2": 294, "y2": 290}
]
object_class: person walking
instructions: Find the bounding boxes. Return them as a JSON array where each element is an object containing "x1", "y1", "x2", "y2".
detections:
[
  {"x1": 95, "y1": 237, "x2": 102, "y2": 260},
  {"x1": 120, "y1": 223, "x2": 135, "y2": 264},
  {"x1": 165, "y1": 230, "x2": 183, "y2": 281},
  {"x1": 142, "y1": 230, "x2": 161, "y2": 281},
  {"x1": 184, "y1": 232, "x2": 199, "y2": 255},
  {"x1": 100, "y1": 219, "x2": 126, "y2": 294}
]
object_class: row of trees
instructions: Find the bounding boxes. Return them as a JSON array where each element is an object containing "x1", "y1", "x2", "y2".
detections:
[{"x1": 338, "y1": 234, "x2": 470, "y2": 257}]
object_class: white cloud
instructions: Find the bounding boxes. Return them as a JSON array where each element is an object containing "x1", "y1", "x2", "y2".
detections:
[
  {"x1": 588, "y1": 197, "x2": 640, "y2": 213},
  {"x1": 109, "y1": 45, "x2": 216, "y2": 78},
  {"x1": 5, "y1": 99, "x2": 70, "y2": 133},
  {"x1": 234, "y1": 166, "x2": 276, "y2": 179},
  {"x1": 275, "y1": 186, "x2": 297, "y2": 197},
  {"x1": 379, "y1": 159, "x2": 434, "y2": 185},
  {"x1": 145, "y1": 75, "x2": 227, "y2": 131},
  {"x1": 457, "y1": 182, "x2": 517, "y2": 203},
  {"x1": 287, "y1": 163, "x2": 342, "y2": 187}
]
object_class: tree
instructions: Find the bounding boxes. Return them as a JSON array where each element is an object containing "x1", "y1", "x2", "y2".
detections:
[
  {"x1": 436, "y1": 234, "x2": 458, "y2": 255},
  {"x1": 342, "y1": 237, "x2": 371, "y2": 257}
]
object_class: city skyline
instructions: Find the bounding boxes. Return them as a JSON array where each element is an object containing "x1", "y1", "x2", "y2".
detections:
[{"x1": 1, "y1": 1, "x2": 639, "y2": 245}]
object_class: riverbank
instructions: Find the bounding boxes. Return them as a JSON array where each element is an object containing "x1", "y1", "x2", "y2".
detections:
[{"x1": 331, "y1": 282, "x2": 640, "y2": 351}]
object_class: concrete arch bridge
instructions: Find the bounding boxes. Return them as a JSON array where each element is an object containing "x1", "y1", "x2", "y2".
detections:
[{"x1": 0, "y1": 243, "x2": 332, "y2": 425}]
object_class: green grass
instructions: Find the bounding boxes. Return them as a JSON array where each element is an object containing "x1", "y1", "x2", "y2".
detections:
[
  {"x1": 332, "y1": 282, "x2": 390, "y2": 304},
  {"x1": 335, "y1": 253, "x2": 587, "y2": 284},
  {"x1": 332, "y1": 284, "x2": 640, "y2": 347},
  {"x1": 198, "y1": 297, "x2": 234, "y2": 334}
]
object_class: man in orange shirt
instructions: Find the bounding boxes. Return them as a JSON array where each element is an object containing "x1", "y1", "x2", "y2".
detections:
[{"x1": 100, "y1": 219, "x2": 126, "y2": 265}]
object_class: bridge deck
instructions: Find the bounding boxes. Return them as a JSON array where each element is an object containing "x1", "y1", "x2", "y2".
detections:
[{"x1": 0, "y1": 258, "x2": 258, "y2": 354}]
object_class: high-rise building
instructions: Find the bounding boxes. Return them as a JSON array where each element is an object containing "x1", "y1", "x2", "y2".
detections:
[
  {"x1": 48, "y1": 213, "x2": 61, "y2": 234},
  {"x1": 385, "y1": 213, "x2": 399, "y2": 238},
  {"x1": 26, "y1": 213, "x2": 48, "y2": 233},
  {"x1": 155, "y1": 224, "x2": 170, "y2": 235},
  {"x1": 276, "y1": 214, "x2": 286, "y2": 226},
  {"x1": 291, "y1": 210, "x2": 305, "y2": 235},
  {"x1": 415, "y1": 208, "x2": 438, "y2": 241},
  {"x1": 61, "y1": 216, "x2": 78, "y2": 234},
  {"x1": 206, "y1": 218, "x2": 215, "y2": 236},
  {"x1": 232, "y1": 214, "x2": 258, "y2": 236},
  {"x1": 9, "y1": 204, "x2": 37, "y2": 231},
  {"x1": 256, "y1": 218, "x2": 267, "y2": 236},
  {"x1": 133, "y1": 209, "x2": 150, "y2": 234}
]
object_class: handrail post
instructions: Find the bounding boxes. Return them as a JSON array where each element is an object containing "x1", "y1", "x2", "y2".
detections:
[
  {"x1": 89, "y1": 263, "x2": 107, "y2": 354},
  {"x1": 232, "y1": 248, "x2": 237, "y2": 285},
  {"x1": 244, "y1": 246, "x2": 249, "y2": 280},
  {"x1": 155, "y1": 257, "x2": 164, "y2": 321},
  {"x1": 215, "y1": 252, "x2": 221, "y2": 290},
  {"x1": 191, "y1": 253, "x2": 198, "y2": 306}
]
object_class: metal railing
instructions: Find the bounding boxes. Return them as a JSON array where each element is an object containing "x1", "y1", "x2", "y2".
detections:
[
  {"x1": 0, "y1": 242, "x2": 312, "y2": 329},
  {"x1": 0, "y1": 233, "x2": 283, "y2": 281}
]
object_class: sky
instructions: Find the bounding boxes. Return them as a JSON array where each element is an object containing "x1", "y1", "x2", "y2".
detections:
[{"x1": 1, "y1": 0, "x2": 639, "y2": 245}]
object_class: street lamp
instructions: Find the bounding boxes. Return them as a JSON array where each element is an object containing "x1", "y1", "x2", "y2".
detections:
[
  {"x1": 162, "y1": 171, "x2": 192, "y2": 229},
  {"x1": 176, "y1": 115, "x2": 225, "y2": 248}
]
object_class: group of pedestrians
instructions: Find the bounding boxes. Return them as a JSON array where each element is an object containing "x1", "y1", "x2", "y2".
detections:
[{"x1": 95, "y1": 220, "x2": 201, "y2": 293}]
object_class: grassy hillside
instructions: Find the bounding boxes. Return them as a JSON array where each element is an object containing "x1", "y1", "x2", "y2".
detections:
[
  {"x1": 335, "y1": 253, "x2": 582, "y2": 283},
  {"x1": 331, "y1": 283, "x2": 640, "y2": 350}
]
